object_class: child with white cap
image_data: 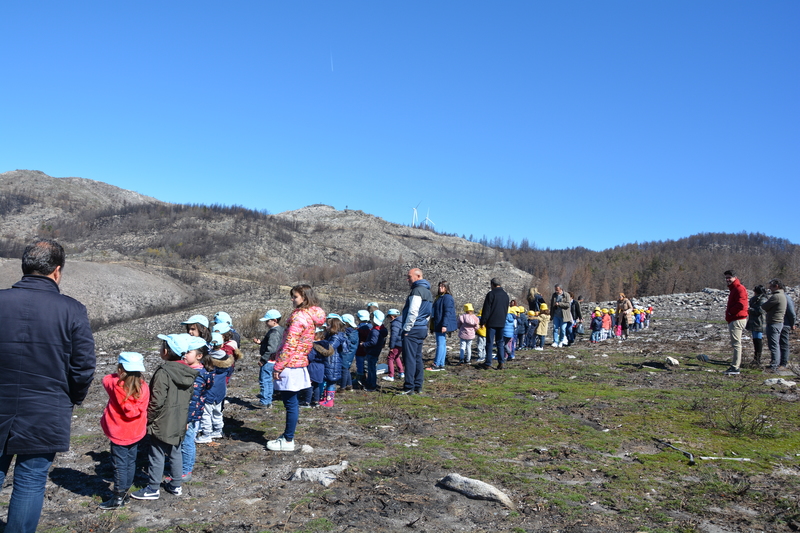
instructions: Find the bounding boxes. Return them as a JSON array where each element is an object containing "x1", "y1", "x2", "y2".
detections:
[
  {"x1": 131, "y1": 334, "x2": 204, "y2": 501},
  {"x1": 98, "y1": 352, "x2": 149, "y2": 510},
  {"x1": 362, "y1": 310, "x2": 388, "y2": 391},
  {"x1": 182, "y1": 314, "x2": 211, "y2": 343},
  {"x1": 339, "y1": 314, "x2": 359, "y2": 391}
]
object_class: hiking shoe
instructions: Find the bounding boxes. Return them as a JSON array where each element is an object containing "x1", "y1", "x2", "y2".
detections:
[
  {"x1": 267, "y1": 436, "x2": 295, "y2": 451},
  {"x1": 162, "y1": 483, "x2": 182, "y2": 496},
  {"x1": 130, "y1": 487, "x2": 160, "y2": 500},
  {"x1": 382, "y1": 376, "x2": 395, "y2": 382},
  {"x1": 724, "y1": 366, "x2": 740, "y2": 375}
]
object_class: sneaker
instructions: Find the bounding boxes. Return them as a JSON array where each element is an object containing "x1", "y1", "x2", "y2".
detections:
[
  {"x1": 164, "y1": 472, "x2": 192, "y2": 484},
  {"x1": 398, "y1": 373, "x2": 405, "y2": 379},
  {"x1": 551, "y1": 342, "x2": 559, "y2": 347},
  {"x1": 210, "y1": 432, "x2": 224, "y2": 439},
  {"x1": 162, "y1": 483, "x2": 182, "y2": 496},
  {"x1": 382, "y1": 376, "x2": 395, "y2": 382},
  {"x1": 397, "y1": 389, "x2": 415, "y2": 395},
  {"x1": 195, "y1": 436, "x2": 212, "y2": 444},
  {"x1": 724, "y1": 366, "x2": 740, "y2": 375},
  {"x1": 130, "y1": 487, "x2": 160, "y2": 500},
  {"x1": 535, "y1": 347, "x2": 543, "y2": 351},
  {"x1": 99, "y1": 493, "x2": 127, "y2": 510},
  {"x1": 267, "y1": 436, "x2": 296, "y2": 451}
]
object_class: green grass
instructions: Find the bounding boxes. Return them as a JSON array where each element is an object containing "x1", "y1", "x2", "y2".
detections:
[{"x1": 343, "y1": 346, "x2": 800, "y2": 531}]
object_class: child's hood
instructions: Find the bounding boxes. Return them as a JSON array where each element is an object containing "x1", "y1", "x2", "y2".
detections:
[
  {"x1": 211, "y1": 353, "x2": 234, "y2": 369},
  {"x1": 162, "y1": 361, "x2": 199, "y2": 389}
]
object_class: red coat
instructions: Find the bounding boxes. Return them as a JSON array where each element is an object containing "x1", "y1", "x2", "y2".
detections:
[
  {"x1": 725, "y1": 279, "x2": 748, "y2": 323},
  {"x1": 100, "y1": 373, "x2": 150, "y2": 445}
]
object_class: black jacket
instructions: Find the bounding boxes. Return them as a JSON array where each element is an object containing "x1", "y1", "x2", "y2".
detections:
[
  {"x1": 480, "y1": 287, "x2": 510, "y2": 328},
  {"x1": 0, "y1": 275, "x2": 96, "y2": 454}
]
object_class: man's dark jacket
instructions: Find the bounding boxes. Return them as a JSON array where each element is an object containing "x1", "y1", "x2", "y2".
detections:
[
  {"x1": 0, "y1": 275, "x2": 96, "y2": 454},
  {"x1": 480, "y1": 286, "x2": 510, "y2": 328}
]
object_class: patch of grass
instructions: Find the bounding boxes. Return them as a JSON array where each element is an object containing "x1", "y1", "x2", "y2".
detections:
[{"x1": 294, "y1": 517, "x2": 336, "y2": 532}]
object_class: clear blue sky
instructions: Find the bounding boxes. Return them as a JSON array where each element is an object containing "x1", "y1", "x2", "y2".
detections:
[{"x1": 2, "y1": 1, "x2": 798, "y2": 251}]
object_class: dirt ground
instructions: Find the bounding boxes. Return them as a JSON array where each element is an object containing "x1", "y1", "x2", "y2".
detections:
[{"x1": 2, "y1": 312, "x2": 798, "y2": 533}]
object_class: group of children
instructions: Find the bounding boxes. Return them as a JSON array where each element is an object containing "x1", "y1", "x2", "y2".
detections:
[
  {"x1": 99, "y1": 312, "x2": 241, "y2": 509},
  {"x1": 589, "y1": 306, "x2": 653, "y2": 343}
]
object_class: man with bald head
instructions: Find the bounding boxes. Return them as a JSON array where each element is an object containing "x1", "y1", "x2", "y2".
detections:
[{"x1": 399, "y1": 268, "x2": 433, "y2": 394}]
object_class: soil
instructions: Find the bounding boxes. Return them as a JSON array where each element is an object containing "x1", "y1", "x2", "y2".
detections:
[{"x1": 3, "y1": 309, "x2": 799, "y2": 533}]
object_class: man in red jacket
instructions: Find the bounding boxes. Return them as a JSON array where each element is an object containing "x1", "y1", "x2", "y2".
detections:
[{"x1": 724, "y1": 270, "x2": 748, "y2": 375}]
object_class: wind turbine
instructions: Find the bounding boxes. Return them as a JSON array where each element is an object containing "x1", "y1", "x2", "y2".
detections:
[
  {"x1": 423, "y1": 209, "x2": 435, "y2": 229},
  {"x1": 411, "y1": 202, "x2": 420, "y2": 227}
]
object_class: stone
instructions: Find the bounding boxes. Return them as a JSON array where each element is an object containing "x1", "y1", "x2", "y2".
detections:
[
  {"x1": 438, "y1": 473, "x2": 516, "y2": 510},
  {"x1": 290, "y1": 461, "x2": 349, "y2": 487}
]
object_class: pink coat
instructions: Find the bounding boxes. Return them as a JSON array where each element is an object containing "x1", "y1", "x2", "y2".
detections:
[
  {"x1": 457, "y1": 313, "x2": 480, "y2": 340},
  {"x1": 274, "y1": 306, "x2": 326, "y2": 373}
]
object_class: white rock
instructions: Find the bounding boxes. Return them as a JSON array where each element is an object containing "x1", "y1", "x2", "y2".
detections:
[
  {"x1": 300, "y1": 444, "x2": 314, "y2": 453},
  {"x1": 566, "y1": 355, "x2": 576, "y2": 359},
  {"x1": 764, "y1": 378, "x2": 797, "y2": 387},
  {"x1": 438, "y1": 473, "x2": 516, "y2": 509},
  {"x1": 666, "y1": 357, "x2": 679, "y2": 366},
  {"x1": 290, "y1": 461, "x2": 349, "y2": 487}
]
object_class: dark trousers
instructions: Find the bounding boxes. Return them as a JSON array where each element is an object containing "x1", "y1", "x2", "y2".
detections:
[
  {"x1": 110, "y1": 441, "x2": 138, "y2": 493},
  {"x1": 485, "y1": 327, "x2": 505, "y2": 365},
  {"x1": 402, "y1": 326, "x2": 427, "y2": 392}
]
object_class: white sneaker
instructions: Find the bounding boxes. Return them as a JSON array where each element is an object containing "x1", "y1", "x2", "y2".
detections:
[
  {"x1": 557, "y1": 342, "x2": 564, "y2": 348},
  {"x1": 399, "y1": 373, "x2": 405, "y2": 379},
  {"x1": 551, "y1": 342, "x2": 559, "y2": 348},
  {"x1": 382, "y1": 376, "x2": 395, "y2": 382},
  {"x1": 535, "y1": 347, "x2": 543, "y2": 351},
  {"x1": 267, "y1": 436, "x2": 295, "y2": 451}
]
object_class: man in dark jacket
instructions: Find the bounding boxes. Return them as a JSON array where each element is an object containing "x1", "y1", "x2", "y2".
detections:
[
  {"x1": 479, "y1": 278, "x2": 510, "y2": 370},
  {"x1": 400, "y1": 268, "x2": 433, "y2": 394},
  {"x1": 724, "y1": 270, "x2": 749, "y2": 375},
  {"x1": 0, "y1": 239, "x2": 96, "y2": 532}
]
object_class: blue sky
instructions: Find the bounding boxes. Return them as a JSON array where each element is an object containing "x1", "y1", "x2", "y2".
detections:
[{"x1": 2, "y1": 1, "x2": 798, "y2": 251}]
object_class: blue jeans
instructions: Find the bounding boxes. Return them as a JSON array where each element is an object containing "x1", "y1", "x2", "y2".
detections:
[
  {"x1": 402, "y1": 326, "x2": 427, "y2": 392},
  {"x1": 552, "y1": 316, "x2": 566, "y2": 344},
  {"x1": 485, "y1": 327, "x2": 505, "y2": 365},
  {"x1": 434, "y1": 332, "x2": 447, "y2": 367},
  {"x1": 182, "y1": 421, "x2": 199, "y2": 476},
  {"x1": 0, "y1": 452, "x2": 55, "y2": 533},
  {"x1": 340, "y1": 351, "x2": 355, "y2": 389},
  {"x1": 366, "y1": 355, "x2": 378, "y2": 390},
  {"x1": 110, "y1": 441, "x2": 138, "y2": 492},
  {"x1": 281, "y1": 390, "x2": 300, "y2": 441},
  {"x1": 258, "y1": 362, "x2": 275, "y2": 405}
]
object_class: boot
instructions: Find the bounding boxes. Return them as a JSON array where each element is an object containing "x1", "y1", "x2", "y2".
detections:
[
  {"x1": 750, "y1": 339, "x2": 763, "y2": 367},
  {"x1": 322, "y1": 390, "x2": 335, "y2": 407},
  {"x1": 99, "y1": 491, "x2": 127, "y2": 510}
]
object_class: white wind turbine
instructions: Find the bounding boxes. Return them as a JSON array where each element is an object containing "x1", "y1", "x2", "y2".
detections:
[
  {"x1": 411, "y1": 202, "x2": 420, "y2": 227},
  {"x1": 423, "y1": 209, "x2": 435, "y2": 229}
]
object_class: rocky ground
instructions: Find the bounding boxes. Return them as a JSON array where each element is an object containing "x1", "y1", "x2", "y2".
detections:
[{"x1": 0, "y1": 286, "x2": 796, "y2": 533}]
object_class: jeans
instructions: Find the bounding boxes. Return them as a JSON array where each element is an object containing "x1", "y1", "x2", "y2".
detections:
[
  {"x1": 565, "y1": 321, "x2": 575, "y2": 344},
  {"x1": 727, "y1": 318, "x2": 746, "y2": 369},
  {"x1": 505, "y1": 337, "x2": 514, "y2": 360},
  {"x1": 182, "y1": 421, "x2": 199, "y2": 476},
  {"x1": 766, "y1": 323, "x2": 783, "y2": 368},
  {"x1": 402, "y1": 325, "x2": 427, "y2": 392},
  {"x1": 459, "y1": 339, "x2": 473, "y2": 362},
  {"x1": 780, "y1": 325, "x2": 792, "y2": 366},
  {"x1": 340, "y1": 350, "x2": 355, "y2": 389},
  {"x1": 110, "y1": 441, "x2": 138, "y2": 492},
  {"x1": 258, "y1": 362, "x2": 275, "y2": 405},
  {"x1": 146, "y1": 436, "x2": 182, "y2": 491},
  {"x1": 485, "y1": 327, "x2": 505, "y2": 366},
  {"x1": 366, "y1": 356, "x2": 378, "y2": 390},
  {"x1": 0, "y1": 452, "x2": 55, "y2": 533},
  {"x1": 355, "y1": 355, "x2": 365, "y2": 376},
  {"x1": 434, "y1": 332, "x2": 447, "y2": 367},
  {"x1": 552, "y1": 315, "x2": 566, "y2": 345},
  {"x1": 280, "y1": 389, "x2": 300, "y2": 441},
  {"x1": 476, "y1": 336, "x2": 486, "y2": 362}
]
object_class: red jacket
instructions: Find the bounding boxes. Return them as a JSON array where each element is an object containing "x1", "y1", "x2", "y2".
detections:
[
  {"x1": 100, "y1": 373, "x2": 150, "y2": 445},
  {"x1": 725, "y1": 279, "x2": 748, "y2": 323}
]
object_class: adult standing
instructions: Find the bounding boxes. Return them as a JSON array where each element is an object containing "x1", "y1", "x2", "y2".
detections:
[
  {"x1": 566, "y1": 292, "x2": 583, "y2": 346},
  {"x1": 268, "y1": 284, "x2": 325, "y2": 451},
  {"x1": 527, "y1": 287, "x2": 544, "y2": 312},
  {"x1": 745, "y1": 285, "x2": 769, "y2": 367},
  {"x1": 400, "y1": 268, "x2": 433, "y2": 394},
  {"x1": 0, "y1": 239, "x2": 96, "y2": 533},
  {"x1": 430, "y1": 280, "x2": 457, "y2": 371},
  {"x1": 723, "y1": 270, "x2": 748, "y2": 375},
  {"x1": 780, "y1": 292, "x2": 796, "y2": 369},
  {"x1": 616, "y1": 293, "x2": 633, "y2": 340},
  {"x1": 549, "y1": 285, "x2": 573, "y2": 347},
  {"x1": 479, "y1": 278, "x2": 510, "y2": 370},
  {"x1": 761, "y1": 278, "x2": 787, "y2": 372}
]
